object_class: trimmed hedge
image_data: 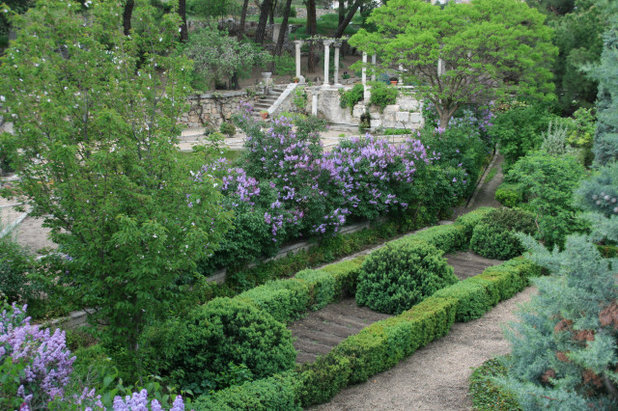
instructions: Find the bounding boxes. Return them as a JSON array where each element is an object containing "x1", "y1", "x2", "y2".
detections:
[
  {"x1": 193, "y1": 373, "x2": 301, "y2": 411},
  {"x1": 236, "y1": 279, "x2": 310, "y2": 323},
  {"x1": 295, "y1": 269, "x2": 336, "y2": 311},
  {"x1": 200, "y1": 256, "x2": 543, "y2": 408},
  {"x1": 319, "y1": 256, "x2": 366, "y2": 298},
  {"x1": 297, "y1": 296, "x2": 458, "y2": 406}
]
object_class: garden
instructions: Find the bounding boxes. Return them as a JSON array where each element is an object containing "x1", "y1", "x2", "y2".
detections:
[{"x1": 0, "y1": 0, "x2": 617, "y2": 410}]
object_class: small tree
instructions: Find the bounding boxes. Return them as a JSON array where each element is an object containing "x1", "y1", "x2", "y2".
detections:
[
  {"x1": 349, "y1": 0, "x2": 557, "y2": 127},
  {"x1": 0, "y1": 0, "x2": 230, "y2": 359}
]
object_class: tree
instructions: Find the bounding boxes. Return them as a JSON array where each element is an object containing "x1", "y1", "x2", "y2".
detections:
[
  {"x1": 274, "y1": 0, "x2": 293, "y2": 56},
  {"x1": 349, "y1": 0, "x2": 557, "y2": 127},
  {"x1": 187, "y1": 24, "x2": 271, "y2": 90},
  {"x1": 306, "y1": 0, "x2": 318, "y2": 72},
  {"x1": 178, "y1": 0, "x2": 188, "y2": 41},
  {"x1": 0, "y1": 0, "x2": 230, "y2": 358},
  {"x1": 255, "y1": 0, "x2": 272, "y2": 44},
  {"x1": 123, "y1": 0, "x2": 134, "y2": 35}
]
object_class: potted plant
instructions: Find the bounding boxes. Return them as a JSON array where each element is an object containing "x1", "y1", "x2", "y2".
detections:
[
  {"x1": 260, "y1": 110, "x2": 269, "y2": 120},
  {"x1": 390, "y1": 77, "x2": 398, "y2": 86},
  {"x1": 293, "y1": 76, "x2": 300, "y2": 83}
]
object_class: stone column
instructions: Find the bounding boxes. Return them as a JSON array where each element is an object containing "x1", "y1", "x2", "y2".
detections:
[
  {"x1": 323, "y1": 39, "x2": 333, "y2": 87},
  {"x1": 437, "y1": 58, "x2": 444, "y2": 76},
  {"x1": 362, "y1": 52, "x2": 369, "y2": 103},
  {"x1": 333, "y1": 41, "x2": 341, "y2": 86},
  {"x1": 294, "y1": 40, "x2": 304, "y2": 80},
  {"x1": 312, "y1": 91, "x2": 318, "y2": 116},
  {"x1": 398, "y1": 64, "x2": 404, "y2": 85},
  {"x1": 371, "y1": 54, "x2": 377, "y2": 81}
]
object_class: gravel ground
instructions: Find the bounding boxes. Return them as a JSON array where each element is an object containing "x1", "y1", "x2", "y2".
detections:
[{"x1": 312, "y1": 286, "x2": 535, "y2": 411}]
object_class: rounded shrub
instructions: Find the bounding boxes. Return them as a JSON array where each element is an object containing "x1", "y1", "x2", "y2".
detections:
[
  {"x1": 219, "y1": 121, "x2": 236, "y2": 137},
  {"x1": 495, "y1": 183, "x2": 522, "y2": 207},
  {"x1": 470, "y1": 208, "x2": 536, "y2": 260},
  {"x1": 355, "y1": 241, "x2": 458, "y2": 314},
  {"x1": 141, "y1": 297, "x2": 296, "y2": 395}
]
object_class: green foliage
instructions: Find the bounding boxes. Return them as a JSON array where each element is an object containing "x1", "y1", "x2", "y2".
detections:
[
  {"x1": 0, "y1": 237, "x2": 34, "y2": 304},
  {"x1": 219, "y1": 121, "x2": 236, "y2": 137},
  {"x1": 187, "y1": 0, "x2": 238, "y2": 19},
  {"x1": 349, "y1": 0, "x2": 557, "y2": 127},
  {"x1": 355, "y1": 241, "x2": 458, "y2": 314},
  {"x1": 292, "y1": 87, "x2": 307, "y2": 112},
  {"x1": 500, "y1": 234, "x2": 618, "y2": 409},
  {"x1": 539, "y1": 119, "x2": 577, "y2": 156},
  {"x1": 0, "y1": 0, "x2": 232, "y2": 359},
  {"x1": 469, "y1": 356, "x2": 522, "y2": 411},
  {"x1": 470, "y1": 208, "x2": 537, "y2": 260},
  {"x1": 339, "y1": 83, "x2": 364, "y2": 113},
  {"x1": 501, "y1": 152, "x2": 587, "y2": 248},
  {"x1": 295, "y1": 269, "x2": 336, "y2": 311},
  {"x1": 186, "y1": 24, "x2": 271, "y2": 90},
  {"x1": 368, "y1": 81, "x2": 398, "y2": 112},
  {"x1": 392, "y1": 224, "x2": 468, "y2": 254},
  {"x1": 296, "y1": 355, "x2": 353, "y2": 406},
  {"x1": 495, "y1": 184, "x2": 523, "y2": 207},
  {"x1": 0, "y1": 132, "x2": 16, "y2": 175},
  {"x1": 586, "y1": 12, "x2": 618, "y2": 166},
  {"x1": 273, "y1": 54, "x2": 296, "y2": 76},
  {"x1": 489, "y1": 103, "x2": 554, "y2": 170},
  {"x1": 193, "y1": 373, "x2": 301, "y2": 411},
  {"x1": 236, "y1": 279, "x2": 310, "y2": 324},
  {"x1": 141, "y1": 297, "x2": 296, "y2": 395},
  {"x1": 453, "y1": 207, "x2": 495, "y2": 238}
]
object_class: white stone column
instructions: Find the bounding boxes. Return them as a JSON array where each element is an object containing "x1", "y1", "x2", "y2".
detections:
[
  {"x1": 294, "y1": 40, "x2": 304, "y2": 80},
  {"x1": 312, "y1": 92, "x2": 318, "y2": 116},
  {"x1": 371, "y1": 54, "x2": 377, "y2": 81},
  {"x1": 437, "y1": 58, "x2": 444, "y2": 76},
  {"x1": 323, "y1": 39, "x2": 333, "y2": 87},
  {"x1": 333, "y1": 41, "x2": 341, "y2": 86},
  {"x1": 362, "y1": 52, "x2": 369, "y2": 103},
  {"x1": 398, "y1": 64, "x2": 404, "y2": 85}
]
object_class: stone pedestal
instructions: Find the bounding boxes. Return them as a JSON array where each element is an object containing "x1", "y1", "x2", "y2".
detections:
[
  {"x1": 262, "y1": 72, "x2": 272, "y2": 94},
  {"x1": 323, "y1": 40, "x2": 333, "y2": 87},
  {"x1": 333, "y1": 42, "x2": 341, "y2": 86},
  {"x1": 294, "y1": 40, "x2": 304, "y2": 81}
]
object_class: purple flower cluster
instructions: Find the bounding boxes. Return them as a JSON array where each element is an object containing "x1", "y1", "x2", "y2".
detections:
[
  {"x1": 320, "y1": 134, "x2": 428, "y2": 221},
  {"x1": 0, "y1": 303, "x2": 85, "y2": 410},
  {"x1": 113, "y1": 389, "x2": 185, "y2": 411}
]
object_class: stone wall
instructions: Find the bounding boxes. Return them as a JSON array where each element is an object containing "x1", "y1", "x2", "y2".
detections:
[
  {"x1": 180, "y1": 90, "x2": 261, "y2": 129},
  {"x1": 307, "y1": 85, "x2": 423, "y2": 131}
]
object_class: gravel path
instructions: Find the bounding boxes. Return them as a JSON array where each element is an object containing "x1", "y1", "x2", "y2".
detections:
[{"x1": 312, "y1": 286, "x2": 534, "y2": 411}]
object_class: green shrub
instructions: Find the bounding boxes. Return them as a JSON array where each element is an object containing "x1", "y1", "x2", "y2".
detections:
[
  {"x1": 141, "y1": 297, "x2": 295, "y2": 395},
  {"x1": 393, "y1": 223, "x2": 468, "y2": 254},
  {"x1": 368, "y1": 81, "x2": 398, "y2": 112},
  {"x1": 489, "y1": 103, "x2": 554, "y2": 170},
  {"x1": 219, "y1": 121, "x2": 236, "y2": 137},
  {"x1": 469, "y1": 356, "x2": 522, "y2": 411},
  {"x1": 355, "y1": 241, "x2": 458, "y2": 314},
  {"x1": 494, "y1": 183, "x2": 522, "y2": 207},
  {"x1": 273, "y1": 54, "x2": 295, "y2": 76},
  {"x1": 0, "y1": 237, "x2": 34, "y2": 303},
  {"x1": 317, "y1": 256, "x2": 366, "y2": 298},
  {"x1": 193, "y1": 373, "x2": 301, "y2": 411},
  {"x1": 295, "y1": 269, "x2": 335, "y2": 310},
  {"x1": 502, "y1": 152, "x2": 586, "y2": 248},
  {"x1": 296, "y1": 355, "x2": 353, "y2": 406},
  {"x1": 470, "y1": 223, "x2": 526, "y2": 260},
  {"x1": 339, "y1": 84, "x2": 364, "y2": 113},
  {"x1": 236, "y1": 279, "x2": 310, "y2": 323},
  {"x1": 433, "y1": 280, "x2": 493, "y2": 322}
]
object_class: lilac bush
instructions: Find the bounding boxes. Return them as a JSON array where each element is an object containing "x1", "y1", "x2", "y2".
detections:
[{"x1": 0, "y1": 303, "x2": 187, "y2": 411}]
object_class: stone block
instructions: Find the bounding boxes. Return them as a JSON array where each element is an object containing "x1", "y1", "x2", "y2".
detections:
[
  {"x1": 396, "y1": 111, "x2": 410, "y2": 122},
  {"x1": 398, "y1": 96, "x2": 420, "y2": 111}
]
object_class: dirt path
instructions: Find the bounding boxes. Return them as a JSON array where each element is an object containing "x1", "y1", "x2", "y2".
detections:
[{"x1": 311, "y1": 286, "x2": 534, "y2": 411}]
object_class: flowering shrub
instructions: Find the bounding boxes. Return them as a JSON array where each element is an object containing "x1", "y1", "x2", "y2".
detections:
[
  {"x1": 320, "y1": 135, "x2": 428, "y2": 221},
  {"x1": 0, "y1": 303, "x2": 187, "y2": 411}
]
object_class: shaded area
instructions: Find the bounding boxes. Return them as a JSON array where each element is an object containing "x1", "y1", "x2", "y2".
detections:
[{"x1": 445, "y1": 251, "x2": 503, "y2": 280}]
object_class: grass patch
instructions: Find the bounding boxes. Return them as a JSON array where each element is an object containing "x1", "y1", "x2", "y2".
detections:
[{"x1": 469, "y1": 356, "x2": 521, "y2": 411}]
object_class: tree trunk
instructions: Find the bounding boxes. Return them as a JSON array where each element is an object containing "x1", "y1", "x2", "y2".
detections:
[
  {"x1": 338, "y1": 0, "x2": 346, "y2": 26},
  {"x1": 238, "y1": 0, "x2": 249, "y2": 39},
  {"x1": 306, "y1": 0, "x2": 317, "y2": 73},
  {"x1": 437, "y1": 105, "x2": 456, "y2": 129},
  {"x1": 269, "y1": 0, "x2": 277, "y2": 25},
  {"x1": 255, "y1": 0, "x2": 273, "y2": 44},
  {"x1": 274, "y1": 0, "x2": 293, "y2": 57},
  {"x1": 123, "y1": 0, "x2": 134, "y2": 36},
  {"x1": 334, "y1": 0, "x2": 362, "y2": 38},
  {"x1": 178, "y1": 0, "x2": 188, "y2": 42}
]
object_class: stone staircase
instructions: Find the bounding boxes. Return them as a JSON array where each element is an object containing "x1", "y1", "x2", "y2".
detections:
[{"x1": 252, "y1": 84, "x2": 288, "y2": 120}]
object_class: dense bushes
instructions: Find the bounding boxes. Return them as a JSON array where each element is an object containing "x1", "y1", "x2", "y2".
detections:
[
  {"x1": 141, "y1": 298, "x2": 296, "y2": 395},
  {"x1": 469, "y1": 356, "x2": 521, "y2": 410},
  {"x1": 193, "y1": 373, "x2": 301, "y2": 410},
  {"x1": 0, "y1": 237, "x2": 35, "y2": 304},
  {"x1": 470, "y1": 208, "x2": 537, "y2": 259},
  {"x1": 355, "y1": 241, "x2": 458, "y2": 314},
  {"x1": 339, "y1": 84, "x2": 364, "y2": 113},
  {"x1": 489, "y1": 103, "x2": 554, "y2": 170},
  {"x1": 368, "y1": 81, "x2": 398, "y2": 112},
  {"x1": 497, "y1": 152, "x2": 587, "y2": 248}
]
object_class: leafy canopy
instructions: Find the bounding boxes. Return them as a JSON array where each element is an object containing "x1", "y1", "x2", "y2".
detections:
[
  {"x1": 349, "y1": 0, "x2": 557, "y2": 127},
  {"x1": 0, "y1": 0, "x2": 231, "y2": 354}
]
